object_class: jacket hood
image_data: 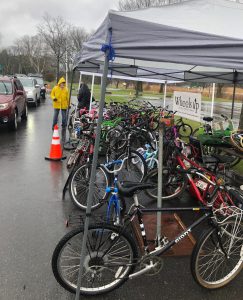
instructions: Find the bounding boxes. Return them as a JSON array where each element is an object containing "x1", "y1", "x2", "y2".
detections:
[{"x1": 58, "y1": 77, "x2": 66, "y2": 86}]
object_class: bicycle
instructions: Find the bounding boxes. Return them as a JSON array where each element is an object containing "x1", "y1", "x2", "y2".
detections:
[
  {"x1": 143, "y1": 139, "x2": 243, "y2": 207},
  {"x1": 52, "y1": 172, "x2": 243, "y2": 296},
  {"x1": 69, "y1": 152, "x2": 147, "y2": 210}
]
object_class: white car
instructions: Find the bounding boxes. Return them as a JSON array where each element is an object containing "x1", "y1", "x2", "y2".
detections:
[{"x1": 18, "y1": 77, "x2": 41, "y2": 107}]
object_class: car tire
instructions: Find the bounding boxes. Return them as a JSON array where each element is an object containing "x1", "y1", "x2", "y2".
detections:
[
  {"x1": 8, "y1": 110, "x2": 18, "y2": 131},
  {"x1": 21, "y1": 104, "x2": 28, "y2": 120}
]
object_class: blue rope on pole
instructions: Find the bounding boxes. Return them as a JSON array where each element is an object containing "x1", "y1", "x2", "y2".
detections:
[{"x1": 101, "y1": 28, "x2": 116, "y2": 62}]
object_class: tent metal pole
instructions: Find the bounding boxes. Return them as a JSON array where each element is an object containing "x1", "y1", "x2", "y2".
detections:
[
  {"x1": 89, "y1": 73, "x2": 95, "y2": 112},
  {"x1": 74, "y1": 52, "x2": 109, "y2": 300},
  {"x1": 231, "y1": 71, "x2": 238, "y2": 119},
  {"x1": 231, "y1": 83, "x2": 237, "y2": 119},
  {"x1": 78, "y1": 72, "x2": 82, "y2": 88},
  {"x1": 163, "y1": 81, "x2": 167, "y2": 107},
  {"x1": 66, "y1": 70, "x2": 74, "y2": 123},
  {"x1": 157, "y1": 121, "x2": 164, "y2": 246},
  {"x1": 211, "y1": 83, "x2": 215, "y2": 117}
]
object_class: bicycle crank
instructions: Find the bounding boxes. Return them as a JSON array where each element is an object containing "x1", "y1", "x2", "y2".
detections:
[{"x1": 129, "y1": 256, "x2": 164, "y2": 279}]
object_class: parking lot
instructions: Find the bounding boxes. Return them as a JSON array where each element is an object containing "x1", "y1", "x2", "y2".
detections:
[{"x1": 0, "y1": 98, "x2": 243, "y2": 300}]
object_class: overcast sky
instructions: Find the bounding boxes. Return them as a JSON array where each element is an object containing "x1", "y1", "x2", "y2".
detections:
[{"x1": 0, "y1": 0, "x2": 120, "y2": 47}]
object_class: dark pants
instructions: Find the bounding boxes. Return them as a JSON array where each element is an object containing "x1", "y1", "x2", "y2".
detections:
[{"x1": 52, "y1": 109, "x2": 67, "y2": 129}]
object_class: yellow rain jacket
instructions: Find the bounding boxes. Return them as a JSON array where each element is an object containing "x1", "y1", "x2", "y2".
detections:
[{"x1": 50, "y1": 77, "x2": 69, "y2": 109}]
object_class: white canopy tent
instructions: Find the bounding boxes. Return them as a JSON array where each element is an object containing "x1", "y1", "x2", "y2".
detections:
[
  {"x1": 78, "y1": 70, "x2": 182, "y2": 110},
  {"x1": 72, "y1": 1, "x2": 243, "y2": 296},
  {"x1": 76, "y1": 0, "x2": 243, "y2": 72}
]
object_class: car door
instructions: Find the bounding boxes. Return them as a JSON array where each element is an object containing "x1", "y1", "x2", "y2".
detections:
[{"x1": 15, "y1": 80, "x2": 25, "y2": 114}]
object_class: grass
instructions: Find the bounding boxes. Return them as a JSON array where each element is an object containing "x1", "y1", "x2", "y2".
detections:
[{"x1": 49, "y1": 81, "x2": 241, "y2": 104}]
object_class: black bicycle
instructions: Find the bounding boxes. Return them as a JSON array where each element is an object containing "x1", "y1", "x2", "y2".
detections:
[{"x1": 52, "y1": 169, "x2": 243, "y2": 296}]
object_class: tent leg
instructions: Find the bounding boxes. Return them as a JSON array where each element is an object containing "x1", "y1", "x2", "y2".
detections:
[
  {"x1": 78, "y1": 72, "x2": 82, "y2": 88},
  {"x1": 211, "y1": 83, "x2": 215, "y2": 117},
  {"x1": 66, "y1": 70, "x2": 75, "y2": 128},
  {"x1": 74, "y1": 52, "x2": 109, "y2": 300},
  {"x1": 163, "y1": 81, "x2": 167, "y2": 107},
  {"x1": 89, "y1": 73, "x2": 95, "y2": 112},
  {"x1": 157, "y1": 121, "x2": 164, "y2": 246},
  {"x1": 231, "y1": 82, "x2": 236, "y2": 119}
]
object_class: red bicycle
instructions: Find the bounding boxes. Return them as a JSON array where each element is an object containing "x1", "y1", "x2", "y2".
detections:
[{"x1": 144, "y1": 140, "x2": 243, "y2": 209}]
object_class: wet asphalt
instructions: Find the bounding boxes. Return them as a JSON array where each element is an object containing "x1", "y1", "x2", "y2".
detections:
[{"x1": 0, "y1": 98, "x2": 243, "y2": 300}]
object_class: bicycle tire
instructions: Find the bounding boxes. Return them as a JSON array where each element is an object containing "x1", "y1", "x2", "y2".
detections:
[
  {"x1": 52, "y1": 224, "x2": 138, "y2": 296},
  {"x1": 191, "y1": 220, "x2": 243, "y2": 289},
  {"x1": 191, "y1": 128, "x2": 199, "y2": 137},
  {"x1": 143, "y1": 167, "x2": 188, "y2": 200},
  {"x1": 178, "y1": 124, "x2": 193, "y2": 137},
  {"x1": 106, "y1": 128, "x2": 127, "y2": 150},
  {"x1": 117, "y1": 149, "x2": 148, "y2": 182},
  {"x1": 230, "y1": 131, "x2": 243, "y2": 153},
  {"x1": 69, "y1": 164, "x2": 109, "y2": 211}
]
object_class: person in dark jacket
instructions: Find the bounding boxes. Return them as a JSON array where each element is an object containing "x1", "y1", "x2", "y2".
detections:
[{"x1": 77, "y1": 83, "x2": 95, "y2": 109}]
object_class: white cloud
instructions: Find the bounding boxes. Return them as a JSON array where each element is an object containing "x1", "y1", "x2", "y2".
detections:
[{"x1": 0, "y1": 0, "x2": 119, "y2": 47}]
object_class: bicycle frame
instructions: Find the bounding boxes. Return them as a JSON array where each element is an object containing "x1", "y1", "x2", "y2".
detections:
[{"x1": 176, "y1": 153, "x2": 234, "y2": 207}]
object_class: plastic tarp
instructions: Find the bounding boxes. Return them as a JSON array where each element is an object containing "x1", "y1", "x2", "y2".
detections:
[{"x1": 75, "y1": 0, "x2": 243, "y2": 82}]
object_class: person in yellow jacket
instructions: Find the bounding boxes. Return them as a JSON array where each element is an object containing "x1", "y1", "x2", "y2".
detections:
[{"x1": 50, "y1": 77, "x2": 69, "y2": 130}]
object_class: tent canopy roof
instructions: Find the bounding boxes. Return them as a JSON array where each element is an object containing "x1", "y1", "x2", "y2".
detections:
[
  {"x1": 74, "y1": 0, "x2": 243, "y2": 83},
  {"x1": 115, "y1": 0, "x2": 243, "y2": 40}
]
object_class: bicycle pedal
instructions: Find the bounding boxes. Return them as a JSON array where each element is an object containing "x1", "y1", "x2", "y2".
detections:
[{"x1": 140, "y1": 256, "x2": 164, "y2": 276}]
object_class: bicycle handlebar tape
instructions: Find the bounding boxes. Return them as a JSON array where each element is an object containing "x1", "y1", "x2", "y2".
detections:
[{"x1": 45, "y1": 125, "x2": 67, "y2": 161}]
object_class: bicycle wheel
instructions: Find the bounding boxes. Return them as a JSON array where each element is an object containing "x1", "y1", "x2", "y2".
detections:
[
  {"x1": 178, "y1": 124, "x2": 193, "y2": 137},
  {"x1": 106, "y1": 128, "x2": 127, "y2": 150},
  {"x1": 52, "y1": 224, "x2": 138, "y2": 296},
  {"x1": 69, "y1": 164, "x2": 109, "y2": 210},
  {"x1": 143, "y1": 167, "x2": 188, "y2": 200},
  {"x1": 191, "y1": 128, "x2": 199, "y2": 138},
  {"x1": 230, "y1": 131, "x2": 243, "y2": 153},
  {"x1": 66, "y1": 151, "x2": 80, "y2": 170},
  {"x1": 117, "y1": 150, "x2": 148, "y2": 182},
  {"x1": 191, "y1": 221, "x2": 243, "y2": 289}
]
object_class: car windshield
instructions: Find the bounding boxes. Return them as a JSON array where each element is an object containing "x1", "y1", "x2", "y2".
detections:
[
  {"x1": 0, "y1": 81, "x2": 13, "y2": 95},
  {"x1": 19, "y1": 78, "x2": 33, "y2": 88},
  {"x1": 36, "y1": 78, "x2": 44, "y2": 86}
]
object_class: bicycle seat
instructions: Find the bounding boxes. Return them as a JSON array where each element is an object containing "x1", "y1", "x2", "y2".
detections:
[
  {"x1": 203, "y1": 117, "x2": 213, "y2": 122},
  {"x1": 117, "y1": 181, "x2": 155, "y2": 197}
]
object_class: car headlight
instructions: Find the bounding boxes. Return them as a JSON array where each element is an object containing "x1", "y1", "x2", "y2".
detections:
[{"x1": 0, "y1": 103, "x2": 10, "y2": 110}]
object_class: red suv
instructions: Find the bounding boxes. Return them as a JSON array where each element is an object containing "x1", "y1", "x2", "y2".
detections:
[{"x1": 0, "y1": 76, "x2": 28, "y2": 130}]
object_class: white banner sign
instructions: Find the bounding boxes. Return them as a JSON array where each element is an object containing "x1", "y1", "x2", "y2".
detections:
[{"x1": 173, "y1": 91, "x2": 201, "y2": 122}]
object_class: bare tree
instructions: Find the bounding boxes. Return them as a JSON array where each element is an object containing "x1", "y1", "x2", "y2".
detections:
[
  {"x1": 38, "y1": 13, "x2": 69, "y2": 81},
  {"x1": 68, "y1": 26, "x2": 89, "y2": 59},
  {"x1": 15, "y1": 35, "x2": 49, "y2": 74},
  {"x1": 62, "y1": 26, "x2": 90, "y2": 73}
]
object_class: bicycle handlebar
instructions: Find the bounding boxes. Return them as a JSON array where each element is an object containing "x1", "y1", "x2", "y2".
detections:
[{"x1": 101, "y1": 157, "x2": 128, "y2": 174}]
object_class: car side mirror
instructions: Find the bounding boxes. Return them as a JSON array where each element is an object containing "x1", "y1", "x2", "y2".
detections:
[
  {"x1": 16, "y1": 90, "x2": 24, "y2": 96},
  {"x1": 35, "y1": 84, "x2": 40, "y2": 88}
]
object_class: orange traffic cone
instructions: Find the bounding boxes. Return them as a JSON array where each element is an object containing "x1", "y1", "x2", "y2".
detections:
[{"x1": 45, "y1": 125, "x2": 66, "y2": 161}]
